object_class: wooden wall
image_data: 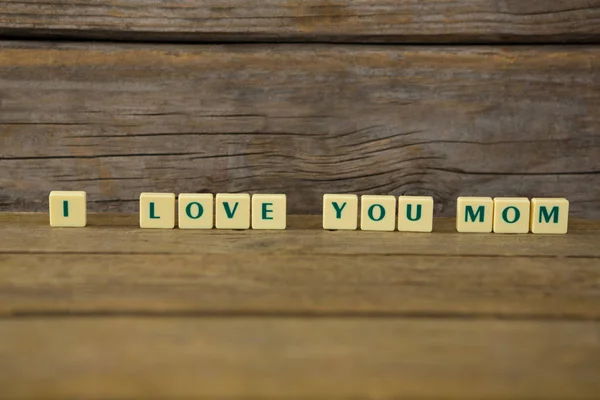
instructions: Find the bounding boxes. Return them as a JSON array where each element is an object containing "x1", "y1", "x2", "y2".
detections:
[{"x1": 1, "y1": 1, "x2": 599, "y2": 217}]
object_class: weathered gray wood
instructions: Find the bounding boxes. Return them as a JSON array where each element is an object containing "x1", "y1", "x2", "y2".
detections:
[
  {"x1": 1, "y1": 0, "x2": 600, "y2": 43},
  {"x1": 1, "y1": 42, "x2": 599, "y2": 217},
  {"x1": 1, "y1": 318, "x2": 600, "y2": 398}
]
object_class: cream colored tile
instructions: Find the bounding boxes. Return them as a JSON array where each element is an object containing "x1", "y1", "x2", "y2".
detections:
[
  {"x1": 139, "y1": 192, "x2": 176, "y2": 229},
  {"x1": 215, "y1": 193, "x2": 250, "y2": 229},
  {"x1": 323, "y1": 194, "x2": 358, "y2": 230},
  {"x1": 252, "y1": 194, "x2": 287, "y2": 230},
  {"x1": 493, "y1": 197, "x2": 530, "y2": 234},
  {"x1": 178, "y1": 193, "x2": 213, "y2": 229},
  {"x1": 530, "y1": 198, "x2": 569, "y2": 234},
  {"x1": 360, "y1": 195, "x2": 396, "y2": 231},
  {"x1": 49, "y1": 191, "x2": 87, "y2": 227},
  {"x1": 456, "y1": 197, "x2": 493, "y2": 233},
  {"x1": 397, "y1": 196, "x2": 434, "y2": 232}
]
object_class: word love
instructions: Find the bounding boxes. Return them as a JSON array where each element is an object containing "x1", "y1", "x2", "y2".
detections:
[
  {"x1": 49, "y1": 192, "x2": 286, "y2": 230},
  {"x1": 48, "y1": 191, "x2": 569, "y2": 234}
]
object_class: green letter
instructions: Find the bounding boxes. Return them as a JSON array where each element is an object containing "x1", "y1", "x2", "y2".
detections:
[
  {"x1": 332, "y1": 202, "x2": 347, "y2": 219},
  {"x1": 62, "y1": 200, "x2": 69, "y2": 217},
  {"x1": 149, "y1": 202, "x2": 160, "y2": 219},
  {"x1": 367, "y1": 204, "x2": 385, "y2": 221},
  {"x1": 539, "y1": 206, "x2": 559, "y2": 224},
  {"x1": 502, "y1": 206, "x2": 520, "y2": 224},
  {"x1": 261, "y1": 203, "x2": 274, "y2": 220},
  {"x1": 185, "y1": 202, "x2": 204, "y2": 219},
  {"x1": 465, "y1": 205, "x2": 485, "y2": 223},
  {"x1": 223, "y1": 202, "x2": 239, "y2": 219},
  {"x1": 406, "y1": 204, "x2": 422, "y2": 221}
]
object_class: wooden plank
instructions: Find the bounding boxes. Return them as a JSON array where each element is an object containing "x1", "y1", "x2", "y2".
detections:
[
  {"x1": 2, "y1": 213, "x2": 600, "y2": 257},
  {"x1": 1, "y1": 0, "x2": 600, "y2": 43},
  {"x1": 1, "y1": 251, "x2": 599, "y2": 319},
  {"x1": 0, "y1": 317, "x2": 599, "y2": 398},
  {"x1": 1, "y1": 44, "x2": 599, "y2": 218}
]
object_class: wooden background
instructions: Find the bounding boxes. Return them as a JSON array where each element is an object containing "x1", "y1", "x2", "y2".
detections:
[
  {"x1": 1, "y1": 0, "x2": 600, "y2": 217},
  {"x1": 1, "y1": 2, "x2": 600, "y2": 399}
]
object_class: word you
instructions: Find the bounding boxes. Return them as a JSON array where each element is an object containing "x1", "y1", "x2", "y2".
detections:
[{"x1": 48, "y1": 191, "x2": 569, "y2": 234}]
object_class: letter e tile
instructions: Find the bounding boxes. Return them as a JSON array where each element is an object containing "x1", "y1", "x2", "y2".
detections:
[{"x1": 252, "y1": 194, "x2": 287, "y2": 230}]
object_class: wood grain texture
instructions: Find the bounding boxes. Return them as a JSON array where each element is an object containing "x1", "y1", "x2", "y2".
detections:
[
  {"x1": 1, "y1": 42, "x2": 599, "y2": 217},
  {"x1": 1, "y1": 318, "x2": 600, "y2": 399},
  {"x1": 2, "y1": 252, "x2": 599, "y2": 319},
  {"x1": 0, "y1": 213, "x2": 599, "y2": 319},
  {"x1": 1, "y1": 214, "x2": 600, "y2": 257},
  {"x1": 1, "y1": 212, "x2": 599, "y2": 398},
  {"x1": 1, "y1": 0, "x2": 600, "y2": 43}
]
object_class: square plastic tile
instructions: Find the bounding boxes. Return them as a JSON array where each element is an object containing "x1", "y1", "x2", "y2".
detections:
[
  {"x1": 216, "y1": 193, "x2": 251, "y2": 229},
  {"x1": 49, "y1": 191, "x2": 87, "y2": 227},
  {"x1": 252, "y1": 194, "x2": 287, "y2": 230},
  {"x1": 139, "y1": 192, "x2": 176, "y2": 229}
]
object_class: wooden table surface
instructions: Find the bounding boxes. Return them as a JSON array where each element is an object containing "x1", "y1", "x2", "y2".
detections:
[
  {"x1": 2, "y1": 1, "x2": 599, "y2": 398},
  {"x1": 1, "y1": 212, "x2": 599, "y2": 399}
]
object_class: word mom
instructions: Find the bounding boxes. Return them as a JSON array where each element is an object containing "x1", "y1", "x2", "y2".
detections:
[{"x1": 48, "y1": 191, "x2": 569, "y2": 234}]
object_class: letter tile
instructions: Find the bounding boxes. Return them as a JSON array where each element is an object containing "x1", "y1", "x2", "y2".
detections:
[
  {"x1": 178, "y1": 193, "x2": 214, "y2": 229},
  {"x1": 252, "y1": 194, "x2": 287, "y2": 230},
  {"x1": 360, "y1": 195, "x2": 396, "y2": 231},
  {"x1": 323, "y1": 194, "x2": 358, "y2": 230},
  {"x1": 216, "y1": 193, "x2": 251, "y2": 229},
  {"x1": 398, "y1": 196, "x2": 434, "y2": 232},
  {"x1": 493, "y1": 197, "x2": 530, "y2": 234},
  {"x1": 456, "y1": 197, "x2": 493, "y2": 233},
  {"x1": 49, "y1": 191, "x2": 87, "y2": 227},
  {"x1": 139, "y1": 192, "x2": 176, "y2": 229},
  {"x1": 530, "y1": 198, "x2": 569, "y2": 234}
]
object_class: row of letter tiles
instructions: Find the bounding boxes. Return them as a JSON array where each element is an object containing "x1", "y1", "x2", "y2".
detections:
[
  {"x1": 140, "y1": 193, "x2": 287, "y2": 230},
  {"x1": 456, "y1": 197, "x2": 569, "y2": 234},
  {"x1": 323, "y1": 194, "x2": 434, "y2": 232},
  {"x1": 48, "y1": 191, "x2": 568, "y2": 234}
]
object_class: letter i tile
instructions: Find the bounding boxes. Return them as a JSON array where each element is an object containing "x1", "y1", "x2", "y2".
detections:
[
  {"x1": 323, "y1": 194, "x2": 358, "y2": 230},
  {"x1": 49, "y1": 191, "x2": 87, "y2": 227}
]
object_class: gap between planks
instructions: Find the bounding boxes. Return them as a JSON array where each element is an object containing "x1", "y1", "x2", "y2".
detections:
[{"x1": 2, "y1": 0, "x2": 600, "y2": 44}]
